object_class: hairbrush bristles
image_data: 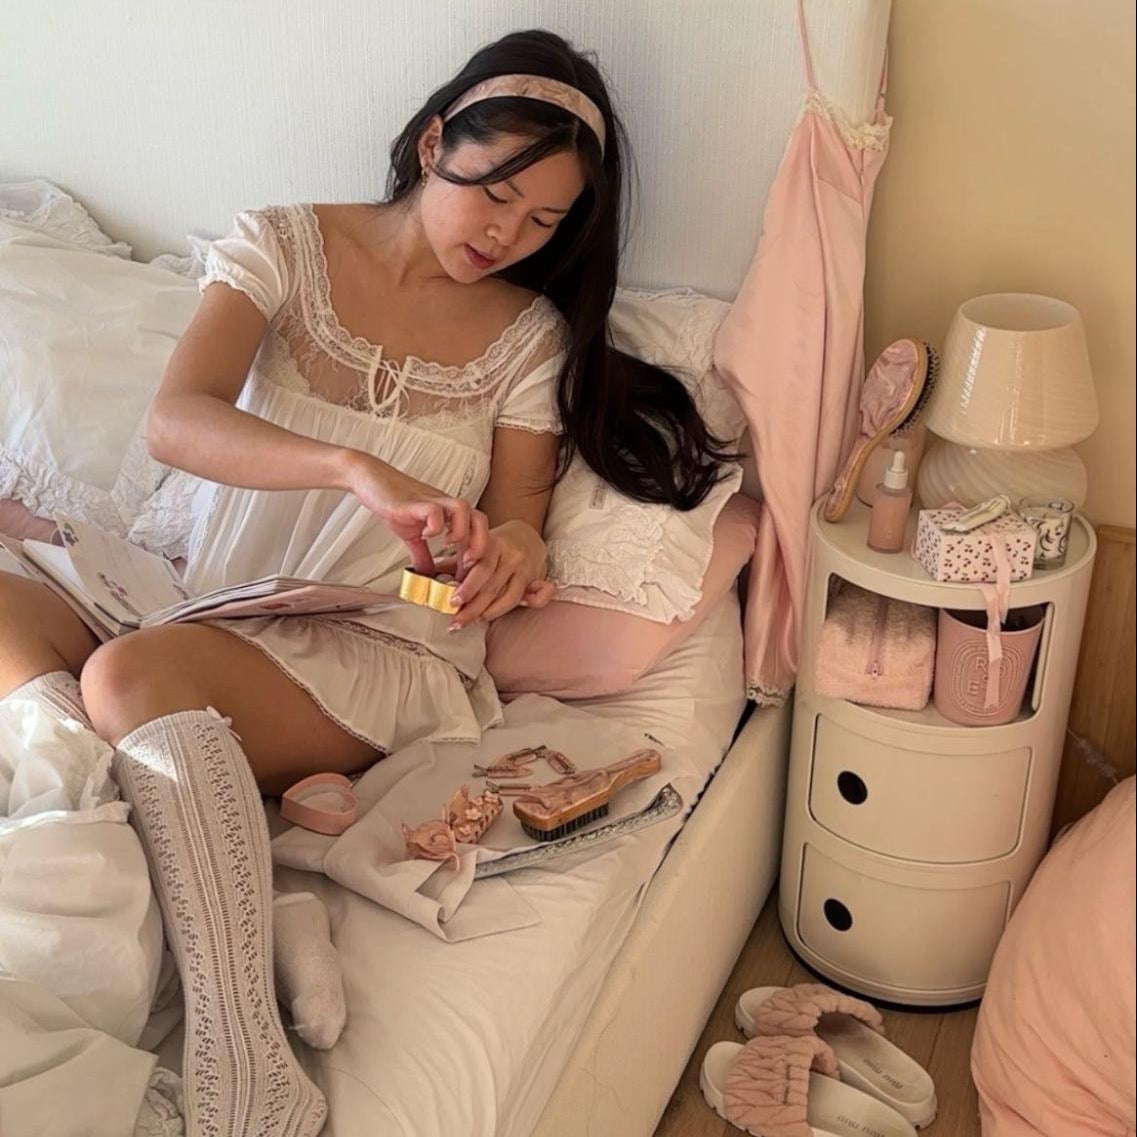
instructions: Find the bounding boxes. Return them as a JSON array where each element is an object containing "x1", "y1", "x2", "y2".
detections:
[
  {"x1": 519, "y1": 803, "x2": 610, "y2": 842},
  {"x1": 892, "y1": 341, "x2": 939, "y2": 435},
  {"x1": 511, "y1": 749, "x2": 661, "y2": 843}
]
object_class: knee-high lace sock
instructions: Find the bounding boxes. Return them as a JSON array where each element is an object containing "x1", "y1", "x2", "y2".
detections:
[
  {"x1": 7, "y1": 669, "x2": 92, "y2": 729},
  {"x1": 113, "y1": 708, "x2": 327, "y2": 1137}
]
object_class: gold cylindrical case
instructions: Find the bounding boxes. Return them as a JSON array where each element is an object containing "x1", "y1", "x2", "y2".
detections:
[{"x1": 399, "y1": 569, "x2": 459, "y2": 613}]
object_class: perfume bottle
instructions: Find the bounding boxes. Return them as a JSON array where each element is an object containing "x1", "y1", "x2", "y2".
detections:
[{"x1": 867, "y1": 450, "x2": 912, "y2": 553}]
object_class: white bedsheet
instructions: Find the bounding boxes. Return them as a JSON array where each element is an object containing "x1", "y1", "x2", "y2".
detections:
[{"x1": 269, "y1": 594, "x2": 747, "y2": 1137}]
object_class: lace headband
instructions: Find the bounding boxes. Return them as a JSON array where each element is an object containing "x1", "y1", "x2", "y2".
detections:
[{"x1": 442, "y1": 73, "x2": 606, "y2": 156}]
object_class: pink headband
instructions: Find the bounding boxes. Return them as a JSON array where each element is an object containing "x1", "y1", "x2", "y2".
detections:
[{"x1": 443, "y1": 73, "x2": 606, "y2": 155}]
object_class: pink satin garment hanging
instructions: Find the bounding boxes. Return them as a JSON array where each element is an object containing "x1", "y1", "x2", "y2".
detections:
[{"x1": 712, "y1": 0, "x2": 892, "y2": 704}]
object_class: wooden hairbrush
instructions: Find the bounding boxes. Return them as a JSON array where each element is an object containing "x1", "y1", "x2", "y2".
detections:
[
  {"x1": 511, "y1": 749, "x2": 661, "y2": 841},
  {"x1": 399, "y1": 568, "x2": 460, "y2": 614}
]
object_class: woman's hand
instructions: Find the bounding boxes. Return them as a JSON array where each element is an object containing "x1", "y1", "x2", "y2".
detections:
[
  {"x1": 446, "y1": 519, "x2": 556, "y2": 630},
  {"x1": 344, "y1": 453, "x2": 489, "y2": 574}
]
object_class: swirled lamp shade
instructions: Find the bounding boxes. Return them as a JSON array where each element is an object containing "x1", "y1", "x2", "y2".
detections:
[
  {"x1": 916, "y1": 440, "x2": 1088, "y2": 510},
  {"x1": 924, "y1": 294, "x2": 1098, "y2": 450}
]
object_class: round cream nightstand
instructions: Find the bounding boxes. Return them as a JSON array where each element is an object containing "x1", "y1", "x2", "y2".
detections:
[{"x1": 778, "y1": 499, "x2": 1097, "y2": 1006}]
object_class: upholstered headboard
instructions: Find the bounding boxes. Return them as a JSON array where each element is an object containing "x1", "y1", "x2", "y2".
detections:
[{"x1": 2, "y1": 0, "x2": 889, "y2": 297}]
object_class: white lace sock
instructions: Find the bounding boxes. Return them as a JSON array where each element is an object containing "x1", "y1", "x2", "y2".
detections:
[
  {"x1": 273, "y1": 892, "x2": 347, "y2": 1051},
  {"x1": 8, "y1": 669, "x2": 92, "y2": 730},
  {"x1": 113, "y1": 708, "x2": 327, "y2": 1137}
]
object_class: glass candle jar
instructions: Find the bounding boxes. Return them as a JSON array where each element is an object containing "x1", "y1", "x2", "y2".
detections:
[{"x1": 1018, "y1": 497, "x2": 1075, "y2": 568}]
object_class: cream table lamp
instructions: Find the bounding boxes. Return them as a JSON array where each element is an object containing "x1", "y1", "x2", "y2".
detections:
[{"x1": 916, "y1": 293, "x2": 1098, "y2": 508}]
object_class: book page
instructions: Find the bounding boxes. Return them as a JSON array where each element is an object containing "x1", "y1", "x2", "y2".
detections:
[
  {"x1": 153, "y1": 584, "x2": 398, "y2": 625},
  {"x1": 56, "y1": 515, "x2": 189, "y2": 622},
  {"x1": 0, "y1": 539, "x2": 35, "y2": 581}
]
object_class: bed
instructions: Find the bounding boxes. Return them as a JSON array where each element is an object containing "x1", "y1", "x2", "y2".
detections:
[{"x1": 1, "y1": 2, "x2": 891, "y2": 1133}]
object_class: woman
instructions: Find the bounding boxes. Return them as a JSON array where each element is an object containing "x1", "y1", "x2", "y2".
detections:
[{"x1": 0, "y1": 29, "x2": 729, "y2": 1136}]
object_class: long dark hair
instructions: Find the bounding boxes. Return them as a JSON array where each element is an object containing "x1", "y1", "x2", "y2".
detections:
[{"x1": 386, "y1": 30, "x2": 734, "y2": 510}]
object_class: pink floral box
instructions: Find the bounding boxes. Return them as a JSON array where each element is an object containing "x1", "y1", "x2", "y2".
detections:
[{"x1": 912, "y1": 508, "x2": 1037, "y2": 583}]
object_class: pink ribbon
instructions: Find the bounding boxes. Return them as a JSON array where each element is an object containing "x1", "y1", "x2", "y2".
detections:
[{"x1": 976, "y1": 533, "x2": 1012, "y2": 710}]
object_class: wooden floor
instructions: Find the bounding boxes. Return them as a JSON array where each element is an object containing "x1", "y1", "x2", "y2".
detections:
[{"x1": 654, "y1": 892, "x2": 981, "y2": 1137}]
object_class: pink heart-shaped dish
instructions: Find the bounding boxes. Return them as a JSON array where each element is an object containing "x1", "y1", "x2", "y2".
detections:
[{"x1": 280, "y1": 772, "x2": 358, "y2": 836}]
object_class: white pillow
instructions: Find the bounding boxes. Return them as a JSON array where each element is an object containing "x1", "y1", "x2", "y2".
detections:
[
  {"x1": 0, "y1": 179, "x2": 133, "y2": 259},
  {"x1": 0, "y1": 201, "x2": 198, "y2": 532},
  {"x1": 543, "y1": 287, "x2": 746, "y2": 624}
]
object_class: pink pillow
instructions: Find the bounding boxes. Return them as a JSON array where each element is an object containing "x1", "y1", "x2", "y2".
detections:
[
  {"x1": 971, "y1": 776, "x2": 1136, "y2": 1137},
  {"x1": 0, "y1": 498, "x2": 58, "y2": 542},
  {"x1": 486, "y1": 493, "x2": 761, "y2": 699}
]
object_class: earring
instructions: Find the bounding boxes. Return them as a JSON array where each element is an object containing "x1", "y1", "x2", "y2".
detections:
[{"x1": 420, "y1": 166, "x2": 429, "y2": 186}]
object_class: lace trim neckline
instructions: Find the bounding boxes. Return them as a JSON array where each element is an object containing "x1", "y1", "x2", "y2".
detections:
[
  {"x1": 293, "y1": 203, "x2": 554, "y2": 378},
  {"x1": 801, "y1": 91, "x2": 892, "y2": 153}
]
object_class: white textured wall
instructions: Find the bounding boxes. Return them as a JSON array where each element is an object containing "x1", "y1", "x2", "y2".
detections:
[{"x1": 1, "y1": 0, "x2": 888, "y2": 297}]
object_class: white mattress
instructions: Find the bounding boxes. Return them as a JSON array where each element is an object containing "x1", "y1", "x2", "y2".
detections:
[{"x1": 268, "y1": 595, "x2": 749, "y2": 1137}]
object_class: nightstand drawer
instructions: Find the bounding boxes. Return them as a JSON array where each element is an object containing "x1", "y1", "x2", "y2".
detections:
[
  {"x1": 809, "y1": 717, "x2": 1030, "y2": 863},
  {"x1": 798, "y1": 844, "x2": 1010, "y2": 992}
]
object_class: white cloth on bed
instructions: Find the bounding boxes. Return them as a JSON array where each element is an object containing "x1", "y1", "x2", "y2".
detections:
[
  {"x1": 269, "y1": 695, "x2": 678, "y2": 941},
  {"x1": 0, "y1": 977, "x2": 165, "y2": 1137},
  {"x1": 0, "y1": 684, "x2": 163, "y2": 1046},
  {"x1": 0, "y1": 678, "x2": 174, "y2": 1136},
  {"x1": 182, "y1": 204, "x2": 567, "y2": 753}
]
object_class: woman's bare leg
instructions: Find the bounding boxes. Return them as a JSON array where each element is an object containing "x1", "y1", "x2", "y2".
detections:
[
  {"x1": 80, "y1": 622, "x2": 378, "y2": 793},
  {"x1": 0, "y1": 573, "x2": 99, "y2": 697},
  {"x1": 80, "y1": 624, "x2": 374, "y2": 1137}
]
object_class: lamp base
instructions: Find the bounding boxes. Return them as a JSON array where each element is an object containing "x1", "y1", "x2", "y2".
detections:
[{"x1": 916, "y1": 441, "x2": 1088, "y2": 510}]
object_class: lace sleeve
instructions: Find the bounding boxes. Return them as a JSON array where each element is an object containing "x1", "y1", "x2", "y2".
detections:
[
  {"x1": 198, "y1": 208, "x2": 293, "y2": 322},
  {"x1": 494, "y1": 306, "x2": 568, "y2": 435}
]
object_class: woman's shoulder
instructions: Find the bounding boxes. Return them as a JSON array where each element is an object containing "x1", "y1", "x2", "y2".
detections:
[
  {"x1": 218, "y1": 204, "x2": 304, "y2": 254},
  {"x1": 481, "y1": 281, "x2": 567, "y2": 346}
]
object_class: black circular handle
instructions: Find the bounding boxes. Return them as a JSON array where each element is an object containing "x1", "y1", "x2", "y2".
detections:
[
  {"x1": 823, "y1": 898, "x2": 853, "y2": 932},
  {"x1": 837, "y1": 770, "x2": 868, "y2": 805}
]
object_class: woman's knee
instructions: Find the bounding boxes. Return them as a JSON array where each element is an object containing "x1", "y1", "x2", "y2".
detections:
[
  {"x1": 0, "y1": 572, "x2": 98, "y2": 691},
  {"x1": 80, "y1": 627, "x2": 214, "y2": 743}
]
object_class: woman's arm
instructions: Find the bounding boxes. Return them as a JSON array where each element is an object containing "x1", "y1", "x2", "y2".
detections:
[
  {"x1": 150, "y1": 284, "x2": 487, "y2": 569},
  {"x1": 150, "y1": 284, "x2": 359, "y2": 491},
  {"x1": 447, "y1": 426, "x2": 559, "y2": 627},
  {"x1": 475, "y1": 426, "x2": 558, "y2": 534}
]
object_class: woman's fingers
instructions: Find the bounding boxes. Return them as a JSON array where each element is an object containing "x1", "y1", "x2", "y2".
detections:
[
  {"x1": 478, "y1": 575, "x2": 534, "y2": 622},
  {"x1": 403, "y1": 536, "x2": 437, "y2": 575},
  {"x1": 450, "y1": 563, "x2": 514, "y2": 629},
  {"x1": 440, "y1": 499, "x2": 470, "y2": 546},
  {"x1": 520, "y1": 579, "x2": 556, "y2": 609},
  {"x1": 411, "y1": 502, "x2": 446, "y2": 539},
  {"x1": 450, "y1": 552, "x2": 501, "y2": 609},
  {"x1": 463, "y1": 508, "x2": 490, "y2": 565}
]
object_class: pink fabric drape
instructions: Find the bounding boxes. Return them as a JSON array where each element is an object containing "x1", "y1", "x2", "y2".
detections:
[{"x1": 712, "y1": 0, "x2": 891, "y2": 704}]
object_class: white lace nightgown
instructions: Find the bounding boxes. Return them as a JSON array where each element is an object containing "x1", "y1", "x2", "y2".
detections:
[{"x1": 185, "y1": 204, "x2": 567, "y2": 752}]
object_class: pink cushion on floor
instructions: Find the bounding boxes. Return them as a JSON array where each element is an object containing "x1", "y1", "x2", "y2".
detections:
[
  {"x1": 486, "y1": 493, "x2": 761, "y2": 700},
  {"x1": 971, "y1": 776, "x2": 1136, "y2": 1137}
]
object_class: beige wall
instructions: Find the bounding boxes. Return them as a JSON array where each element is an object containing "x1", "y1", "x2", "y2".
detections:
[{"x1": 865, "y1": 0, "x2": 1136, "y2": 528}]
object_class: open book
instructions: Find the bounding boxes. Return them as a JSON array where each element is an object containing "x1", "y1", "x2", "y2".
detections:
[{"x1": 0, "y1": 515, "x2": 393, "y2": 640}]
